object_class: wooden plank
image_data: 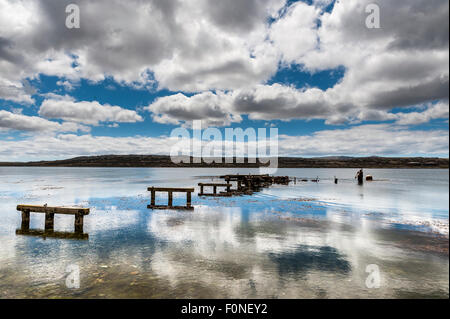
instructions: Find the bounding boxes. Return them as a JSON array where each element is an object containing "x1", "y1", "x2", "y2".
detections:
[
  {"x1": 17, "y1": 205, "x2": 89, "y2": 215},
  {"x1": 16, "y1": 229, "x2": 89, "y2": 240},
  {"x1": 198, "y1": 183, "x2": 232, "y2": 187},
  {"x1": 147, "y1": 187, "x2": 194, "y2": 192},
  {"x1": 199, "y1": 193, "x2": 232, "y2": 197},
  {"x1": 147, "y1": 205, "x2": 194, "y2": 211}
]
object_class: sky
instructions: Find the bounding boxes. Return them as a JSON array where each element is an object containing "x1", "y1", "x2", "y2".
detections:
[{"x1": 0, "y1": 0, "x2": 448, "y2": 161}]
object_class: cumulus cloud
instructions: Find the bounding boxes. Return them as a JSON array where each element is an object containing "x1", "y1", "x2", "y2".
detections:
[
  {"x1": 1, "y1": 0, "x2": 448, "y2": 114},
  {"x1": 278, "y1": 124, "x2": 449, "y2": 157},
  {"x1": 0, "y1": 79, "x2": 34, "y2": 104},
  {"x1": 0, "y1": 0, "x2": 285, "y2": 95},
  {"x1": 146, "y1": 91, "x2": 240, "y2": 126},
  {"x1": 0, "y1": 124, "x2": 447, "y2": 162},
  {"x1": 395, "y1": 101, "x2": 450, "y2": 125},
  {"x1": 0, "y1": 0, "x2": 449, "y2": 161},
  {"x1": 39, "y1": 95, "x2": 143, "y2": 125},
  {"x1": 142, "y1": 0, "x2": 449, "y2": 125},
  {"x1": 0, "y1": 110, "x2": 89, "y2": 133}
]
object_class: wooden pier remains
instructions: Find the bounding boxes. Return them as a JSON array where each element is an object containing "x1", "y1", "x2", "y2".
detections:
[
  {"x1": 220, "y1": 174, "x2": 291, "y2": 194},
  {"x1": 198, "y1": 183, "x2": 232, "y2": 197},
  {"x1": 16, "y1": 205, "x2": 90, "y2": 234},
  {"x1": 148, "y1": 187, "x2": 194, "y2": 210}
]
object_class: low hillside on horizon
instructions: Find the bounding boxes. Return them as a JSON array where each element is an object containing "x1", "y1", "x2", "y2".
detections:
[{"x1": 0, "y1": 155, "x2": 448, "y2": 169}]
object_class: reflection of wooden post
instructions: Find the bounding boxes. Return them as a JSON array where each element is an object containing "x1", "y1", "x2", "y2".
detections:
[
  {"x1": 21, "y1": 210, "x2": 30, "y2": 231},
  {"x1": 151, "y1": 189, "x2": 156, "y2": 206},
  {"x1": 168, "y1": 191, "x2": 173, "y2": 207},
  {"x1": 75, "y1": 212, "x2": 84, "y2": 233},
  {"x1": 45, "y1": 213, "x2": 54, "y2": 232},
  {"x1": 187, "y1": 192, "x2": 192, "y2": 208}
]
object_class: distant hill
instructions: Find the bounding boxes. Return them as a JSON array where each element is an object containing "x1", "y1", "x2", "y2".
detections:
[{"x1": 0, "y1": 155, "x2": 448, "y2": 168}]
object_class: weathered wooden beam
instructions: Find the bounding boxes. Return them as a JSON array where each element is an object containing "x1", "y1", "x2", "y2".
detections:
[
  {"x1": 168, "y1": 191, "x2": 173, "y2": 207},
  {"x1": 147, "y1": 205, "x2": 194, "y2": 211},
  {"x1": 74, "y1": 213, "x2": 84, "y2": 233},
  {"x1": 45, "y1": 212, "x2": 54, "y2": 232},
  {"x1": 186, "y1": 192, "x2": 192, "y2": 207},
  {"x1": 17, "y1": 205, "x2": 89, "y2": 215},
  {"x1": 16, "y1": 229, "x2": 89, "y2": 240},
  {"x1": 151, "y1": 190, "x2": 156, "y2": 206},
  {"x1": 147, "y1": 187, "x2": 194, "y2": 192},
  {"x1": 198, "y1": 183, "x2": 232, "y2": 187},
  {"x1": 21, "y1": 210, "x2": 30, "y2": 231}
]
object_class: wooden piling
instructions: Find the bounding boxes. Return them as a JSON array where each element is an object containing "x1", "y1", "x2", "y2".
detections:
[
  {"x1": 74, "y1": 212, "x2": 84, "y2": 233},
  {"x1": 168, "y1": 191, "x2": 173, "y2": 207},
  {"x1": 21, "y1": 210, "x2": 30, "y2": 231},
  {"x1": 45, "y1": 212, "x2": 54, "y2": 232}
]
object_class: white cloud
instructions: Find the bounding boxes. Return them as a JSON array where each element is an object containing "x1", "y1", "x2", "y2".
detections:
[
  {"x1": 146, "y1": 91, "x2": 240, "y2": 126},
  {"x1": 0, "y1": 110, "x2": 89, "y2": 133},
  {"x1": 278, "y1": 124, "x2": 449, "y2": 157},
  {"x1": 269, "y1": 2, "x2": 320, "y2": 65},
  {"x1": 39, "y1": 95, "x2": 143, "y2": 125},
  {"x1": 0, "y1": 0, "x2": 286, "y2": 95},
  {"x1": 145, "y1": 83, "x2": 334, "y2": 126},
  {"x1": 143, "y1": 0, "x2": 448, "y2": 125},
  {"x1": 395, "y1": 101, "x2": 450, "y2": 125},
  {"x1": 0, "y1": 0, "x2": 448, "y2": 146},
  {"x1": 0, "y1": 79, "x2": 34, "y2": 104},
  {"x1": 0, "y1": 124, "x2": 447, "y2": 162}
]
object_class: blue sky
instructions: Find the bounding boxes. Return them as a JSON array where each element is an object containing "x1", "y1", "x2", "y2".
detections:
[{"x1": 0, "y1": 0, "x2": 448, "y2": 161}]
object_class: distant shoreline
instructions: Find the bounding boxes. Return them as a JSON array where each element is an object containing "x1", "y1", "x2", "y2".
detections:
[{"x1": 0, "y1": 155, "x2": 448, "y2": 169}]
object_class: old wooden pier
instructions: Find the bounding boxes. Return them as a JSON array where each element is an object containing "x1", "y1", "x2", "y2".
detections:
[
  {"x1": 16, "y1": 205, "x2": 90, "y2": 234},
  {"x1": 148, "y1": 187, "x2": 194, "y2": 210},
  {"x1": 220, "y1": 174, "x2": 291, "y2": 195},
  {"x1": 198, "y1": 183, "x2": 233, "y2": 197}
]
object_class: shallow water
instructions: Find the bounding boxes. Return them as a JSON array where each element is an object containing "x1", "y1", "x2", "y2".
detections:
[{"x1": 0, "y1": 167, "x2": 448, "y2": 298}]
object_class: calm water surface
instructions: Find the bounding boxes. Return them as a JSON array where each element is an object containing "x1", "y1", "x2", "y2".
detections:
[{"x1": 0, "y1": 167, "x2": 448, "y2": 298}]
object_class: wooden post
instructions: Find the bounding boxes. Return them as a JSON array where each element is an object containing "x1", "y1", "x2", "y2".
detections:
[
  {"x1": 213, "y1": 186, "x2": 217, "y2": 194},
  {"x1": 200, "y1": 185, "x2": 204, "y2": 195},
  {"x1": 227, "y1": 184, "x2": 231, "y2": 192},
  {"x1": 21, "y1": 210, "x2": 30, "y2": 231},
  {"x1": 187, "y1": 192, "x2": 192, "y2": 208},
  {"x1": 45, "y1": 213, "x2": 54, "y2": 232},
  {"x1": 168, "y1": 191, "x2": 173, "y2": 207},
  {"x1": 151, "y1": 189, "x2": 156, "y2": 206},
  {"x1": 75, "y1": 212, "x2": 84, "y2": 233}
]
